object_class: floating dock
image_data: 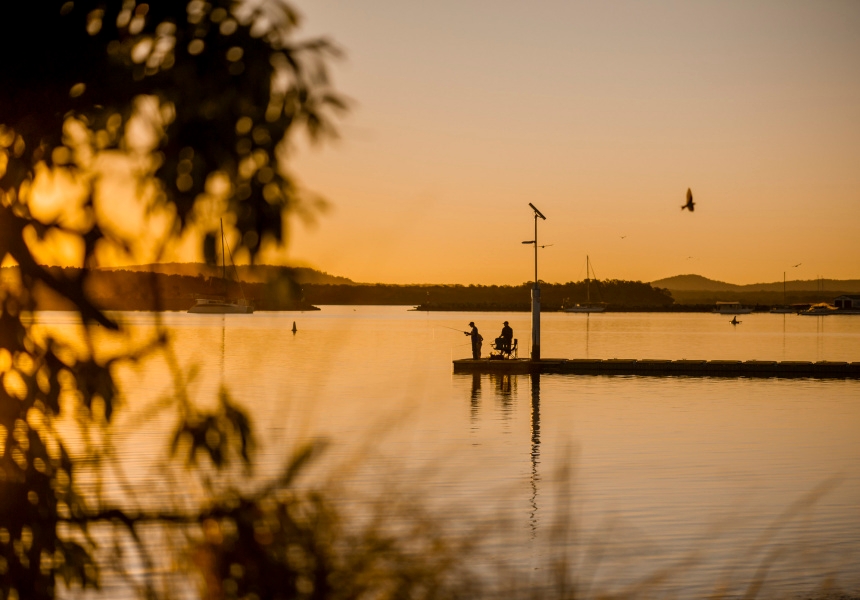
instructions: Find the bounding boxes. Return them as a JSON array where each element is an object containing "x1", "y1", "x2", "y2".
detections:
[{"x1": 453, "y1": 358, "x2": 860, "y2": 379}]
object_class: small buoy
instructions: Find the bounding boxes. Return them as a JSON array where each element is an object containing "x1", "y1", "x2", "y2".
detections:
[{"x1": 291, "y1": 321, "x2": 297, "y2": 333}]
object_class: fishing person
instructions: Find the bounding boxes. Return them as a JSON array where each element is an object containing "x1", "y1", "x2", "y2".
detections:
[
  {"x1": 500, "y1": 321, "x2": 513, "y2": 353},
  {"x1": 465, "y1": 321, "x2": 482, "y2": 359}
]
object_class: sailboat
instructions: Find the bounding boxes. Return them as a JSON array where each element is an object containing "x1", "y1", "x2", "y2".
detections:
[
  {"x1": 770, "y1": 270, "x2": 795, "y2": 313},
  {"x1": 563, "y1": 255, "x2": 606, "y2": 313},
  {"x1": 188, "y1": 220, "x2": 254, "y2": 314}
]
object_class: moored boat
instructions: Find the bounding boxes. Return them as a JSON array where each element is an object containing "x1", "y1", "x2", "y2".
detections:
[
  {"x1": 187, "y1": 219, "x2": 254, "y2": 314},
  {"x1": 799, "y1": 303, "x2": 838, "y2": 316},
  {"x1": 188, "y1": 297, "x2": 254, "y2": 314},
  {"x1": 563, "y1": 255, "x2": 606, "y2": 313},
  {"x1": 713, "y1": 301, "x2": 753, "y2": 315},
  {"x1": 563, "y1": 303, "x2": 606, "y2": 313}
]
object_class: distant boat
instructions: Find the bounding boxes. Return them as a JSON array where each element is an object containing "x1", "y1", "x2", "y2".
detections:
[
  {"x1": 188, "y1": 297, "x2": 254, "y2": 314},
  {"x1": 799, "y1": 303, "x2": 838, "y2": 316},
  {"x1": 188, "y1": 220, "x2": 254, "y2": 314},
  {"x1": 713, "y1": 301, "x2": 753, "y2": 315},
  {"x1": 563, "y1": 255, "x2": 606, "y2": 313}
]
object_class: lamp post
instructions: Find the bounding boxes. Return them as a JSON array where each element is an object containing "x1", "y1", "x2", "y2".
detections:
[{"x1": 522, "y1": 203, "x2": 546, "y2": 360}]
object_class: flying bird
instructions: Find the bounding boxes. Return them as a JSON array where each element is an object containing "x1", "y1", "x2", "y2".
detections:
[
  {"x1": 620, "y1": 235, "x2": 627, "y2": 239},
  {"x1": 793, "y1": 263, "x2": 802, "y2": 267},
  {"x1": 681, "y1": 188, "x2": 695, "y2": 212}
]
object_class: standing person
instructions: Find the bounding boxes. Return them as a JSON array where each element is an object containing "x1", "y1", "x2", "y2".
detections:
[
  {"x1": 500, "y1": 321, "x2": 513, "y2": 353},
  {"x1": 465, "y1": 321, "x2": 482, "y2": 359}
]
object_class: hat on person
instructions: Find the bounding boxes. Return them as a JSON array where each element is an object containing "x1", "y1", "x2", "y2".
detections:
[
  {"x1": 503, "y1": 321, "x2": 509, "y2": 325},
  {"x1": 468, "y1": 322, "x2": 475, "y2": 327}
]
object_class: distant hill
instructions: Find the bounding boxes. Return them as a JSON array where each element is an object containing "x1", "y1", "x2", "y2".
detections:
[
  {"x1": 111, "y1": 263, "x2": 354, "y2": 285},
  {"x1": 650, "y1": 274, "x2": 741, "y2": 292},
  {"x1": 652, "y1": 274, "x2": 860, "y2": 294}
]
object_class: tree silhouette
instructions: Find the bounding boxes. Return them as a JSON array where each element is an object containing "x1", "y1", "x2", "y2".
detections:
[{"x1": 0, "y1": 1, "x2": 347, "y2": 598}]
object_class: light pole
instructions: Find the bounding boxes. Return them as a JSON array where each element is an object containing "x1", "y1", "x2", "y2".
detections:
[{"x1": 522, "y1": 203, "x2": 546, "y2": 360}]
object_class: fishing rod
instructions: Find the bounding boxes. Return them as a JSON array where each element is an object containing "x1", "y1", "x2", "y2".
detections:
[{"x1": 441, "y1": 325, "x2": 469, "y2": 334}]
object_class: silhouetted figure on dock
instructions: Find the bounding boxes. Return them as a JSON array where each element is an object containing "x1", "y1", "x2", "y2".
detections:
[
  {"x1": 731, "y1": 316, "x2": 740, "y2": 325},
  {"x1": 682, "y1": 188, "x2": 695, "y2": 212},
  {"x1": 500, "y1": 321, "x2": 513, "y2": 353},
  {"x1": 465, "y1": 321, "x2": 482, "y2": 359}
]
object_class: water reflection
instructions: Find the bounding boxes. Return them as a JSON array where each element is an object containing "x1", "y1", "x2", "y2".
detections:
[
  {"x1": 462, "y1": 372, "x2": 541, "y2": 535},
  {"x1": 530, "y1": 373, "x2": 541, "y2": 537},
  {"x1": 470, "y1": 373, "x2": 481, "y2": 426},
  {"x1": 815, "y1": 315, "x2": 825, "y2": 359},
  {"x1": 220, "y1": 315, "x2": 226, "y2": 378},
  {"x1": 491, "y1": 373, "x2": 515, "y2": 416},
  {"x1": 782, "y1": 314, "x2": 786, "y2": 359},
  {"x1": 585, "y1": 314, "x2": 590, "y2": 358}
]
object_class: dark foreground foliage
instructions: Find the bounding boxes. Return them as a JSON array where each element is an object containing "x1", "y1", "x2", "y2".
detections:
[{"x1": 0, "y1": 0, "x2": 346, "y2": 597}]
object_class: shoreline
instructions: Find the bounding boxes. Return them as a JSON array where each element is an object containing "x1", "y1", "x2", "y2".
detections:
[{"x1": 25, "y1": 304, "x2": 860, "y2": 315}]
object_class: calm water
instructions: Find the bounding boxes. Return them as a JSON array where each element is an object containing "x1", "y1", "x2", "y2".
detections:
[{"x1": 38, "y1": 308, "x2": 860, "y2": 598}]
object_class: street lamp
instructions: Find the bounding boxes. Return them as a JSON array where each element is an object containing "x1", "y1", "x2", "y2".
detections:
[{"x1": 523, "y1": 203, "x2": 546, "y2": 360}]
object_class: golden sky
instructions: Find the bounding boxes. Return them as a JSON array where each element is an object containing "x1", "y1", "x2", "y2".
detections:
[{"x1": 279, "y1": 0, "x2": 859, "y2": 285}]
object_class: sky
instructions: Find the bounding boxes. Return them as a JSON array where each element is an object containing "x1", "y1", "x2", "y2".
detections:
[{"x1": 272, "y1": 0, "x2": 860, "y2": 285}]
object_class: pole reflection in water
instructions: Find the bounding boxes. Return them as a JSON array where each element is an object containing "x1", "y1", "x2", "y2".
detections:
[
  {"x1": 470, "y1": 373, "x2": 481, "y2": 426},
  {"x1": 463, "y1": 372, "x2": 539, "y2": 534},
  {"x1": 585, "y1": 314, "x2": 590, "y2": 358},
  {"x1": 220, "y1": 315, "x2": 226, "y2": 380},
  {"x1": 817, "y1": 315, "x2": 825, "y2": 359},
  {"x1": 782, "y1": 313, "x2": 786, "y2": 359},
  {"x1": 530, "y1": 373, "x2": 541, "y2": 537}
]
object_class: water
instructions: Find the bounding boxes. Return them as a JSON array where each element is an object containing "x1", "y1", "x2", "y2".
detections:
[{"x1": 36, "y1": 308, "x2": 860, "y2": 597}]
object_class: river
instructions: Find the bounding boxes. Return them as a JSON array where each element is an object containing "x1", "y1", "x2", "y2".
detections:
[{"x1": 37, "y1": 307, "x2": 860, "y2": 598}]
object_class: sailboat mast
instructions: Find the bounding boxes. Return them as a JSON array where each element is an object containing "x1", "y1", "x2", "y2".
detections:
[
  {"x1": 586, "y1": 255, "x2": 590, "y2": 303},
  {"x1": 220, "y1": 219, "x2": 226, "y2": 295}
]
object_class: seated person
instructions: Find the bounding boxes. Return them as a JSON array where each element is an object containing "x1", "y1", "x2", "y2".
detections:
[{"x1": 500, "y1": 321, "x2": 513, "y2": 353}]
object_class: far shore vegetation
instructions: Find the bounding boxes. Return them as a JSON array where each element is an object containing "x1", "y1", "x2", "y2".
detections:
[{"x1": 3, "y1": 264, "x2": 857, "y2": 312}]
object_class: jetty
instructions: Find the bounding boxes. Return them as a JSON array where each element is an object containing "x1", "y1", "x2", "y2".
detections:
[{"x1": 453, "y1": 358, "x2": 860, "y2": 379}]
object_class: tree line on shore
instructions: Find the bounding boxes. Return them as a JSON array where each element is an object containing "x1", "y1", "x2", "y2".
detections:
[
  {"x1": 5, "y1": 266, "x2": 852, "y2": 312},
  {"x1": 0, "y1": 266, "x2": 316, "y2": 311},
  {"x1": 303, "y1": 279, "x2": 675, "y2": 310},
  {"x1": 3, "y1": 267, "x2": 673, "y2": 311}
]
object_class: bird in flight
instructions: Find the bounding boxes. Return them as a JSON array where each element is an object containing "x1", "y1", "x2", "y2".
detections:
[
  {"x1": 620, "y1": 235, "x2": 627, "y2": 239},
  {"x1": 681, "y1": 188, "x2": 695, "y2": 211},
  {"x1": 793, "y1": 263, "x2": 802, "y2": 267}
]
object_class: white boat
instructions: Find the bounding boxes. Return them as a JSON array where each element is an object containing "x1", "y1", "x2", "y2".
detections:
[
  {"x1": 563, "y1": 303, "x2": 606, "y2": 313},
  {"x1": 563, "y1": 255, "x2": 606, "y2": 313},
  {"x1": 799, "y1": 303, "x2": 838, "y2": 316},
  {"x1": 713, "y1": 301, "x2": 753, "y2": 315},
  {"x1": 188, "y1": 220, "x2": 254, "y2": 314}
]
